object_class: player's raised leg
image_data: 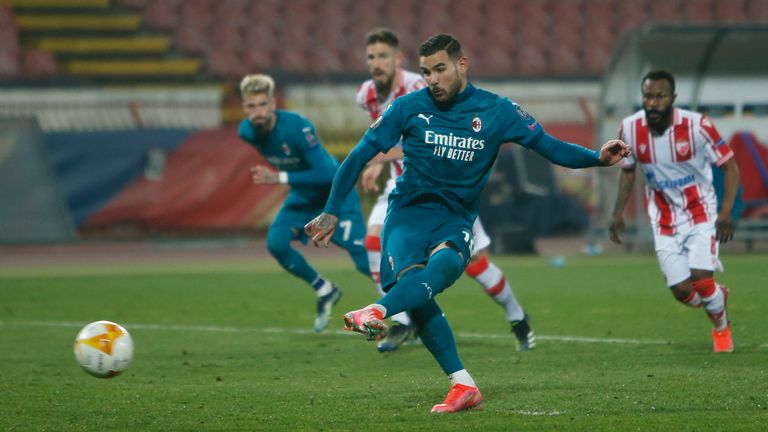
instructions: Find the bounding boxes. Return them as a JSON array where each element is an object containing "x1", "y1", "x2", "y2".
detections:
[
  {"x1": 363, "y1": 189, "x2": 416, "y2": 351},
  {"x1": 365, "y1": 224, "x2": 416, "y2": 352}
]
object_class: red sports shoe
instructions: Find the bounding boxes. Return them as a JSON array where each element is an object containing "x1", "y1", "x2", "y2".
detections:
[
  {"x1": 712, "y1": 323, "x2": 734, "y2": 353},
  {"x1": 342, "y1": 305, "x2": 387, "y2": 341},
  {"x1": 431, "y1": 384, "x2": 484, "y2": 413}
]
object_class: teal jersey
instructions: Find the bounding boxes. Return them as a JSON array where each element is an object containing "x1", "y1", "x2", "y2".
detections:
[
  {"x1": 363, "y1": 83, "x2": 544, "y2": 220},
  {"x1": 239, "y1": 110, "x2": 339, "y2": 206}
]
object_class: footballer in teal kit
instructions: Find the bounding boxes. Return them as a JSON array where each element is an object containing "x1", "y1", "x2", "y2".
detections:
[
  {"x1": 238, "y1": 74, "x2": 370, "y2": 333},
  {"x1": 305, "y1": 35, "x2": 630, "y2": 413}
]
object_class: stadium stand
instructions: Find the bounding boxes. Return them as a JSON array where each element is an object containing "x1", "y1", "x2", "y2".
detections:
[
  {"x1": 1, "y1": 0, "x2": 768, "y2": 84},
  {"x1": 0, "y1": 5, "x2": 21, "y2": 78},
  {"x1": 0, "y1": 0, "x2": 212, "y2": 83}
]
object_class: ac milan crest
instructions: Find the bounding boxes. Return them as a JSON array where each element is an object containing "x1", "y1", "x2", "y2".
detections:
[{"x1": 472, "y1": 116, "x2": 482, "y2": 132}]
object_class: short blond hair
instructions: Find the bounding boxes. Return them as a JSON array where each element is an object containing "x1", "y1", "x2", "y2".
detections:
[{"x1": 240, "y1": 74, "x2": 275, "y2": 98}]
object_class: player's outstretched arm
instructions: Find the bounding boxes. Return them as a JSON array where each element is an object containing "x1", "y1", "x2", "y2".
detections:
[
  {"x1": 609, "y1": 167, "x2": 636, "y2": 245},
  {"x1": 529, "y1": 133, "x2": 630, "y2": 169}
]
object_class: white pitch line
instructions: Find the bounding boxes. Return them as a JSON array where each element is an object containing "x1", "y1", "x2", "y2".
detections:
[
  {"x1": 0, "y1": 320, "x2": 673, "y2": 346},
  {"x1": 510, "y1": 410, "x2": 564, "y2": 416}
]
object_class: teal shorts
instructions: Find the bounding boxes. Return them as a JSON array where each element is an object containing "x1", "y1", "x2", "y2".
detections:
[
  {"x1": 379, "y1": 201, "x2": 473, "y2": 291},
  {"x1": 274, "y1": 191, "x2": 366, "y2": 251}
]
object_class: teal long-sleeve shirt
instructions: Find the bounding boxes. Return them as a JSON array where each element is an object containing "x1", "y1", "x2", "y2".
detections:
[{"x1": 323, "y1": 84, "x2": 601, "y2": 218}]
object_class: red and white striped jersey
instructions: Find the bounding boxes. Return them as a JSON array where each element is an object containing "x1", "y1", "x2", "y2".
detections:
[
  {"x1": 356, "y1": 69, "x2": 426, "y2": 187},
  {"x1": 619, "y1": 108, "x2": 734, "y2": 235}
]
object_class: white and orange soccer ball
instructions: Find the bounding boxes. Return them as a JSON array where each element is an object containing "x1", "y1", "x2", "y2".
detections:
[{"x1": 73, "y1": 320, "x2": 134, "y2": 378}]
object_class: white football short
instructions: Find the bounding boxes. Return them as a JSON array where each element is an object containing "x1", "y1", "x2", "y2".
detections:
[{"x1": 654, "y1": 222, "x2": 720, "y2": 286}]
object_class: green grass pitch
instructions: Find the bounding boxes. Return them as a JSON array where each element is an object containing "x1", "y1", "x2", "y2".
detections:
[{"x1": 1, "y1": 251, "x2": 766, "y2": 431}]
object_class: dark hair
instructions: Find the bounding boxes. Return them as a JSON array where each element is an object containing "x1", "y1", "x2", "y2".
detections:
[
  {"x1": 642, "y1": 69, "x2": 676, "y2": 93},
  {"x1": 418, "y1": 34, "x2": 463, "y2": 59},
  {"x1": 365, "y1": 28, "x2": 399, "y2": 49}
]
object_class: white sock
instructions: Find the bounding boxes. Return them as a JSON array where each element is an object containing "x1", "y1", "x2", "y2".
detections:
[
  {"x1": 702, "y1": 287, "x2": 727, "y2": 331},
  {"x1": 315, "y1": 280, "x2": 333, "y2": 297},
  {"x1": 390, "y1": 311, "x2": 411, "y2": 326},
  {"x1": 683, "y1": 291, "x2": 703, "y2": 307},
  {"x1": 368, "y1": 249, "x2": 383, "y2": 294},
  {"x1": 475, "y1": 262, "x2": 524, "y2": 322},
  {"x1": 449, "y1": 369, "x2": 476, "y2": 387}
]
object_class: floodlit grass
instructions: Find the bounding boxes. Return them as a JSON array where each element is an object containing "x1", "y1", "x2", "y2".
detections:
[{"x1": 1, "y1": 252, "x2": 766, "y2": 431}]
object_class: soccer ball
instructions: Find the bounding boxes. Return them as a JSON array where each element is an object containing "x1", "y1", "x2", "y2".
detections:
[{"x1": 73, "y1": 320, "x2": 134, "y2": 378}]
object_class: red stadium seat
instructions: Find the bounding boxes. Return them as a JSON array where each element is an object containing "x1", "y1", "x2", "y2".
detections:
[
  {"x1": 242, "y1": 47, "x2": 274, "y2": 73},
  {"x1": 516, "y1": 0, "x2": 551, "y2": 30},
  {"x1": 682, "y1": 0, "x2": 715, "y2": 24},
  {"x1": 212, "y1": 2, "x2": 248, "y2": 30},
  {"x1": 0, "y1": 25, "x2": 18, "y2": 52},
  {"x1": 308, "y1": 48, "x2": 345, "y2": 74},
  {"x1": 583, "y1": 23, "x2": 614, "y2": 75},
  {"x1": 247, "y1": 0, "x2": 282, "y2": 22},
  {"x1": 714, "y1": 0, "x2": 746, "y2": 23},
  {"x1": 649, "y1": 0, "x2": 682, "y2": 24},
  {"x1": 282, "y1": 0, "x2": 315, "y2": 29},
  {"x1": 516, "y1": 44, "x2": 548, "y2": 77},
  {"x1": 180, "y1": 0, "x2": 212, "y2": 29},
  {"x1": 175, "y1": 25, "x2": 210, "y2": 54},
  {"x1": 0, "y1": 48, "x2": 20, "y2": 78},
  {"x1": 550, "y1": 44, "x2": 583, "y2": 76},
  {"x1": 145, "y1": 0, "x2": 181, "y2": 30},
  {"x1": 22, "y1": 49, "x2": 58, "y2": 78},
  {"x1": 584, "y1": 0, "x2": 616, "y2": 24},
  {"x1": 275, "y1": 48, "x2": 309, "y2": 74},
  {"x1": 211, "y1": 26, "x2": 243, "y2": 53},
  {"x1": 207, "y1": 47, "x2": 248, "y2": 79},
  {"x1": 616, "y1": 0, "x2": 650, "y2": 37},
  {"x1": 745, "y1": 0, "x2": 768, "y2": 21},
  {"x1": 474, "y1": 46, "x2": 516, "y2": 78},
  {"x1": 582, "y1": 43, "x2": 612, "y2": 75}
]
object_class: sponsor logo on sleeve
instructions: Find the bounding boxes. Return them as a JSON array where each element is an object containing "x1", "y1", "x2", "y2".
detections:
[
  {"x1": 302, "y1": 127, "x2": 317, "y2": 148},
  {"x1": 516, "y1": 105, "x2": 531, "y2": 120}
]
